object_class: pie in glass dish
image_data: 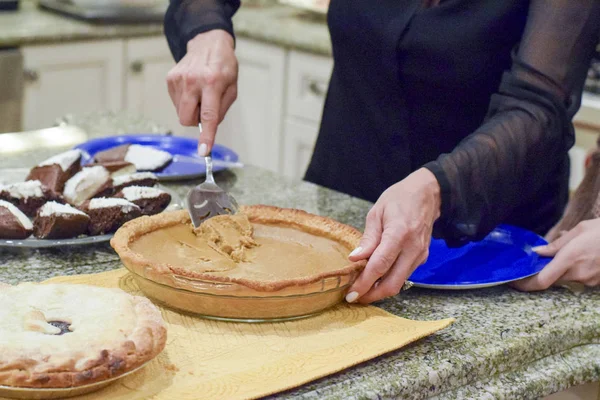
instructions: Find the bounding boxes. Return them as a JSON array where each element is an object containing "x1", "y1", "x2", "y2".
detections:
[
  {"x1": 111, "y1": 205, "x2": 367, "y2": 321},
  {"x1": 0, "y1": 282, "x2": 167, "y2": 395}
]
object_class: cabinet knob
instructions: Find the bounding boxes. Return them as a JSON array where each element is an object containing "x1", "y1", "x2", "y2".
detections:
[
  {"x1": 308, "y1": 80, "x2": 327, "y2": 97},
  {"x1": 130, "y1": 60, "x2": 144, "y2": 74},
  {"x1": 23, "y1": 69, "x2": 39, "y2": 83}
]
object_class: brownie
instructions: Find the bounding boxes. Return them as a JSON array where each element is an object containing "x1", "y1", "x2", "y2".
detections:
[
  {"x1": 93, "y1": 144, "x2": 172, "y2": 172},
  {"x1": 81, "y1": 198, "x2": 141, "y2": 236},
  {"x1": 83, "y1": 161, "x2": 136, "y2": 178},
  {"x1": 111, "y1": 172, "x2": 158, "y2": 193},
  {"x1": 92, "y1": 144, "x2": 131, "y2": 164},
  {"x1": 123, "y1": 144, "x2": 173, "y2": 172},
  {"x1": 0, "y1": 180, "x2": 62, "y2": 217},
  {"x1": 63, "y1": 166, "x2": 111, "y2": 207},
  {"x1": 26, "y1": 149, "x2": 82, "y2": 194},
  {"x1": 114, "y1": 186, "x2": 172, "y2": 216},
  {"x1": 33, "y1": 201, "x2": 90, "y2": 239},
  {"x1": 0, "y1": 200, "x2": 33, "y2": 240}
]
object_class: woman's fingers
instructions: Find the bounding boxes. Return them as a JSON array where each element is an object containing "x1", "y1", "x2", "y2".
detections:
[
  {"x1": 348, "y1": 208, "x2": 383, "y2": 261},
  {"x1": 357, "y1": 246, "x2": 422, "y2": 304},
  {"x1": 346, "y1": 227, "x2": 404, "y2": 302},
  {"x1": 219, "y1": 84, "x2": 238, "y2": 123},
  {"x1": 198, "y1": 86, "x2": 222, "y2": 155},
  {"x1": 533, "y1": 226, "x2": 581, "y2": 257},
  {"x1": 511, "y1": 248, "x2": 573, "y2": 291}
]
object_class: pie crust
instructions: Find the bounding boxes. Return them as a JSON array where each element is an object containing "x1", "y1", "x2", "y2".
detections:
[
  {"x1": 111, "y1": 205, "x2": 366, "y2": 292},
  {"x1": 0, "y1": 283, "x2": 167, "y2": 389}
]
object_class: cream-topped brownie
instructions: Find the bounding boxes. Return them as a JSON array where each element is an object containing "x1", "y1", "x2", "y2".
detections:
[
  {"x1": 84, "y1": 161, "x2": 137, "y2": 178},
  {"x1": 115, "y1": 186, "x2": 171, "y2": 216},
  {"x1": 0, "y1": 180, "x2": 62, "y2": 216},
  {"x1": 81, "y1": 198, "x2": 141, "y2": 235},
  {"x1": 93, "y1": 144, "x2": 172, "y2": 172},
  {"x1": 63, "y1": 166, "x2": 111, "y2": 207},
  {"x1": 0, "y1": 200, "x2": 33, "y2": 240},
  {"x1": 26, "y1": 149, "x2": 83, "y2": 193},
  {"x1": 111, "y1": 172, "x2": 158, "y2": 193},
  {"x1": 33, "y1": 201, "x2": 90, "y2": 239}
]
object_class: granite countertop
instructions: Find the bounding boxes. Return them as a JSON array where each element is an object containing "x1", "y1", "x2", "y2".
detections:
[
  {"x1": 1, "y1": 112, "x2": 600, "y2": 399},
  {"x1": 0, "y1": 1, "x2": 332, "y2": 56}
]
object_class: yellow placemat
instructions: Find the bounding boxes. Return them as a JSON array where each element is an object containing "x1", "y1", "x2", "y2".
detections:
[{"x1": 37, "y1": 269, "x2": 454, "y2": 400}]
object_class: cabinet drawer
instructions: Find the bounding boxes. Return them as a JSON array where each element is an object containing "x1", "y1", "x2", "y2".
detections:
[
  {"x1": 286, "y1": 50, "x2": 333, "y2": 123},
  {"x1": 281, "y1": 117, "x2": 320, "y2": 179}
]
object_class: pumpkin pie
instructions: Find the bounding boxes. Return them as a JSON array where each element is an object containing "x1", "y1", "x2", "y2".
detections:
[
  {"x1": 0, "y1": 283, "x2": 166, "y2": 389},
  {"x1": 111, "y1": 205, "x2": 366, "y2": 319}
]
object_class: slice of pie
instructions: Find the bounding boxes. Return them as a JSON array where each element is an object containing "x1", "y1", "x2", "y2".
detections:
[
  {"x1": 82, "y1": 198, "x2": 142, "y2": 236},
  {"x1": 0, "y1": 283, "x2": 166, "y2": 388},
  {"x1": 0, "y1": 180, "x2": 63, "y2": 217},
  {"x1": 26, "y1": 149, "x2": 83, "y2": 193},
  {"x1": 33, "y1": 201, "x2": 90, "y2": 239},
  {"x1": 0, "y1": 199, "x2": 33, "y2": 240},
  {"x1": 111, "y1": 205, "x2": 366, "y2": 292}
]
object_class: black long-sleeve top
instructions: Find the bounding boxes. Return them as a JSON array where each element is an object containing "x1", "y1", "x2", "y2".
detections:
[{"x1": 164, "y1": 0, "x2": 600, "y2": 246}]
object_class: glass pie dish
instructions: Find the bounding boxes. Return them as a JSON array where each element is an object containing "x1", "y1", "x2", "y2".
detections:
[{"x1": 123, "y1": 263, "x2": 360, "y2": 323}]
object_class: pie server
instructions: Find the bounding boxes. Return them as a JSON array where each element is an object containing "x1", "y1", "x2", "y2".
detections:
[{"x1": 185, "y1": 123, "x2": 239, "y2": 228}]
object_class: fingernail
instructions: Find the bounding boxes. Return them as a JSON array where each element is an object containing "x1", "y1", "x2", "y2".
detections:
[
  {"x1": 198, "y1": 123, "x2": 203, "y2": 133},
  {"x1": 345, "y1": 291, "x2": 359, "y2": 303},
  {"x1": 198, "y1": 143, "x2": 208, "y2": 156},
  {"x1": 349, "y1": 247, "x2": 362, "y2": 258},
  {"x1": 531, "y1": 245, "x2": 545, "y2": 252}
]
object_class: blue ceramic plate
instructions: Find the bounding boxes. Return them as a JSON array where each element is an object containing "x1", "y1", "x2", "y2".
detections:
[
  {"x1": 74, "y1": 134, "x2": 240, "y2": 181},
  {"x1": 408, "y1": 225, "x2": 552, "y2": 290}
]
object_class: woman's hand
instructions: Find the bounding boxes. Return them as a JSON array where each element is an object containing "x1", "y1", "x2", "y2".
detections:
[
  {"x1": 167, "y1": 30, "x2": 238, "y2": 156},
  {"x1": 512, "y1": 219, "x2": 600, "y2": 291},
  {"x1": 346, "y1": 168, "x2": 441, "y2": 304}
]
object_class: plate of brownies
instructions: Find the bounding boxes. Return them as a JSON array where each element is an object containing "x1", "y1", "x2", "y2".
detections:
[{"x1": 0, "y1": 148, "x2": 181, "y2": 248}]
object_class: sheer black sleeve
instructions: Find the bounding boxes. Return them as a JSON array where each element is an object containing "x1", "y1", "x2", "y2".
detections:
[
  {"x1": 423, "y1": 0, "x2": 600, "y2": 246},
  {"x1": 164, "y1": 0, "x2": 241, "y2": 62}
]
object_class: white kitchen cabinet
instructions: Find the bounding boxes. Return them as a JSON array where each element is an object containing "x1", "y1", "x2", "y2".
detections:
[
  {"x1": 22, "y1": 40, "x2": 124, "y2": 131},
  {"x1": 217, "y1": 38, "x2": 286, "y2": 172},
  {"x1": 282, "y1": 117, "x2": 319, "y2": 179},
  {"x1": 280, "y1": 50, "x2": 332, "y2": 179},
  {"x1": 125, "y1": 36, "x2": 196, "y2": 137}
]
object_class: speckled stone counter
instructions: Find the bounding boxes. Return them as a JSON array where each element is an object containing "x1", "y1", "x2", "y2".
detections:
[
  {"x1": 1, "y1": 113, "x2": 599, "y2": 399},
  {"x1": 0, "y1": 1, "x2": 332, "y2": 56}
]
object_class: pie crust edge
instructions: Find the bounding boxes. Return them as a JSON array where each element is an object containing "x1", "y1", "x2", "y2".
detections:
[
  {"x1": 0, "y1": 286, "x2": 167, "y2": 389},
  {"x1": 111, "y1": 204, "x2": 367, "y2": 292}
]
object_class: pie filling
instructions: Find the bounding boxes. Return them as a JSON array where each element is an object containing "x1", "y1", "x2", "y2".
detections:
[{"x1": 129, "y1": 214, "x2": 352, "y2": 282}]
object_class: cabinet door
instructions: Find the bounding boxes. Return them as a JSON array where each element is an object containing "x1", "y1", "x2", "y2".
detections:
[
  {"x1": 282, "y1": 117, "x2": 319, "y2": 180},
  {"x1": 125, "y1": 37, "x2": 196, "y2": 137},
  {"x1": 22, "y1": 40, "x2": 123, "y2": 131},
  {"x1": 217, "y1": 38, "x2": 286, "y2": 173}
]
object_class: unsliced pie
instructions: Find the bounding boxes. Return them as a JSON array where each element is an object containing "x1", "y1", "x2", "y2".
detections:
[
  {"x1": 0, "y1": 283, "x2": 166, "y2": 389},
  {"x1": 111, "y1": 205, "x2": 366, "y2": 292}
]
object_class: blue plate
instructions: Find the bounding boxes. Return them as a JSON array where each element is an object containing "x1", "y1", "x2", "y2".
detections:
[
  {"x1": 408, "y1": 225, "x2": 552, "y2": 289},
  {"x1": 74, "y1": 134, "x2": 239, "y2": 181}
]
